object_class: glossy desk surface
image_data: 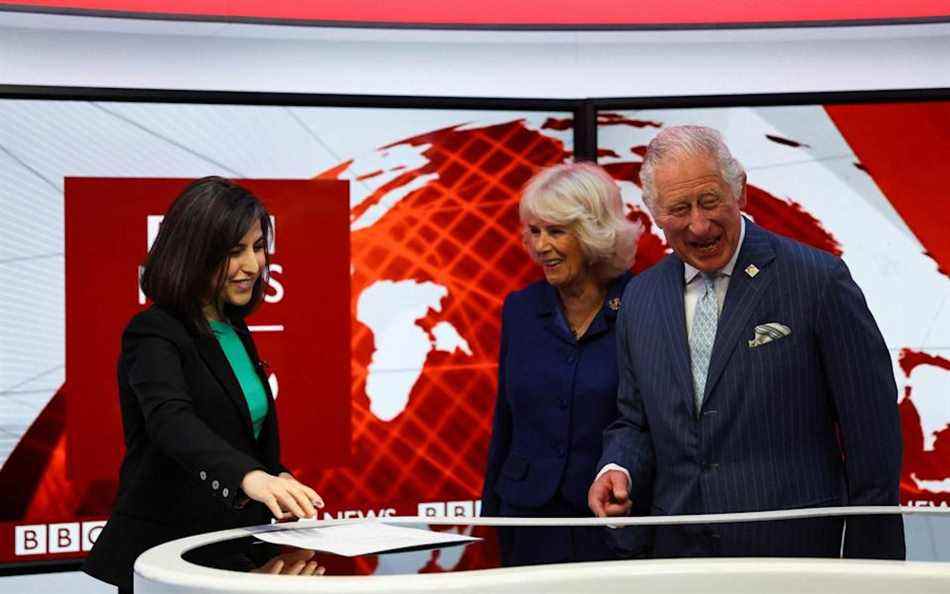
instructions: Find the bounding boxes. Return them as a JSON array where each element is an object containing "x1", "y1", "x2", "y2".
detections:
[{"x1": 134, "y1": 518, "x2": 950, "y2": 594}]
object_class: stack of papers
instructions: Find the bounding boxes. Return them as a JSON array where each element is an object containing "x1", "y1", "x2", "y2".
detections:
[{"x1": 252, "y1": 522, "x2": 481, "y2": 557}]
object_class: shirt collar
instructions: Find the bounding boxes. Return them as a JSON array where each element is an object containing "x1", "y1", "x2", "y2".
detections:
[{"x1": 683, "y1": 216, "x2": 746, "y2": 285}]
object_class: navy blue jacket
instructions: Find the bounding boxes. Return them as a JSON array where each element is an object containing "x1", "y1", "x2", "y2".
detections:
[
  {"x1": 483, "y1": 272, "x2": 632, "y2": 516},
  {"x1": 600, "y1": 221, "x2": 904, "y2": 559}
]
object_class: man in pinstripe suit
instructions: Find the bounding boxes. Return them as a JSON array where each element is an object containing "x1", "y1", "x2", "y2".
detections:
[{"x1": 588, "y1": 125, "x2": 904, "y2": 559}]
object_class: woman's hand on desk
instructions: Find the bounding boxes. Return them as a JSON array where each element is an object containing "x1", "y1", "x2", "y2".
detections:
[
  {"x1": 241, "y1": 470, "x2": 325, "y2": 520},
  {"x1": 252, "y1": 549, "x2": 326, "y2": 576}
]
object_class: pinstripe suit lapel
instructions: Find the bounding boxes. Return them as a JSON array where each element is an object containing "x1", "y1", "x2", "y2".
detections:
[
  {"x1": 657, "y1": 257, "x2": 695, "y2": 414},
  {"x1": 703, "y1": 221, "x2": 776, "y2": 405}
]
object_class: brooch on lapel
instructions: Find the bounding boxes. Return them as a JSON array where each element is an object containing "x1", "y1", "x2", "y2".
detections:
[
  {"x1": 608, "y1": 297, "x2": 621, "y2": 311},
  {"x1": 748, "y1": 323, "x2": 791, "y2": 348},
  {"x1": 745, "y1": 264, "x2": 760, "y2": 278}
]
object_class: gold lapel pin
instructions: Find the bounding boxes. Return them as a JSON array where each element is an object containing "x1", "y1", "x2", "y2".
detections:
[
  {"x1": 608, "y1": 297, "x2": 621, "y2": 311},
  {"x1": 745, "y1": 264, "x2": 760, "y2": 278}
]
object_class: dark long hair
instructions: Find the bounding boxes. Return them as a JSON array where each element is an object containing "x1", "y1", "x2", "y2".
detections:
[{"x1": 140, "y1": 176, "x2": 272, "y2": 334}]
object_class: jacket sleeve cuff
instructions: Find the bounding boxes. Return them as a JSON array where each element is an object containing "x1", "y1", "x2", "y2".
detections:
[
  {"x1": 195, "y1": 459, "x2": 264, "y2": 510},
  {"x1": 597, "y1": 463, "x2": 632, "y2": 488}
]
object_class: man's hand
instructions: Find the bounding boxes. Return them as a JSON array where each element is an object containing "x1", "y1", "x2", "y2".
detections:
[
  {"x1": 588, "y1": 469, "x2": 632, "y2": 517},
  {"x1": 241, "y1": 470, "x2": 325, "y2": 520}
]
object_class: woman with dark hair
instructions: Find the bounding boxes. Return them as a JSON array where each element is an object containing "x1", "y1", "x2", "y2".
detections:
[{"x1": 83, "y1": 177, "x2": 324, "y2": 592}]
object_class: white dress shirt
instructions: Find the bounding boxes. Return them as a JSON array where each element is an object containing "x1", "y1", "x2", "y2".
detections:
[{"x1": 597, "y1": 218, "x2": 747, "y2": 494}]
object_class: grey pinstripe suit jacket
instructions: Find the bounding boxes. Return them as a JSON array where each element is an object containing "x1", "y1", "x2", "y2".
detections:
[{"x1": 600, "y1": 220, "x2": 904, "y2": 559}]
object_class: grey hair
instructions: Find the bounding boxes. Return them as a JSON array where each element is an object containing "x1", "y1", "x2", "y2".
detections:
[
  {"x1": 639, "y1": 125, "x2": 746, "y2": 212},
  {"x1": 519, "y1": 162, "x2": 644, "y2": 280}
]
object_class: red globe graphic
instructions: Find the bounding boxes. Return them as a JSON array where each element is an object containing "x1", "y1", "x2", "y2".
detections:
[
  {"x1": 312, "y1": 119, "x2": 571, "y2": 572},
  {"x1": 303, "y1": 114, "x2": 858, "y2": 573},
  {"x1": 311, "y1": 114, "x2": 847, "y2": 515}
]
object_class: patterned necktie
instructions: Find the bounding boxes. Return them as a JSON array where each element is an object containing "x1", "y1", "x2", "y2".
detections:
[{"x1": 690, "y1": 273, "x2": 719, "y2": 413}]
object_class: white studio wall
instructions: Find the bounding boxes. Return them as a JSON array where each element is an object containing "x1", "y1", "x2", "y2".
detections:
[{"x1": 0, "y1": 13, "x2": 948, "y2": 98}]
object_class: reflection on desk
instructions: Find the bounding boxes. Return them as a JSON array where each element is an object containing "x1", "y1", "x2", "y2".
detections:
[
  {"x1": 141, "y1": 518, "x2": 950, "y2": 594},
  {"x1": 183, "y1": 525, "x2": 497, "y2": 577}
]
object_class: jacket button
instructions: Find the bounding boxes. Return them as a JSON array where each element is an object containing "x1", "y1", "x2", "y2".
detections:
[
  {"x1": 222, "y1": 488, "x2": 229, "y2": 497},
  {"x1": 566, "y1": 354, "x2": 576, "y2": 364},
  {"x1": 212, "y1": 480, "x2": 220, "y2": 490},
  {"x1": 199, "y1": 471, "x2": 207, "y2": 480},
  {"x1": 556, "y1": 446, "x2": 566, "y2": 458}
]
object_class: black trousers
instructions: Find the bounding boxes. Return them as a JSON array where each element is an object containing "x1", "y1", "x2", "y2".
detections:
[{"x1": 498, "y1": 494, "x2": 619, "y2": 566}]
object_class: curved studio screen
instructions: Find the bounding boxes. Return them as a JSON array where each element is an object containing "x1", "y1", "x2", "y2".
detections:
[
  {"x1": 0, "y1": 93, "x2": 948, "y2": 571},
  {"x1": 0, "y1": 97, "x2": 572, "y2": 568}
]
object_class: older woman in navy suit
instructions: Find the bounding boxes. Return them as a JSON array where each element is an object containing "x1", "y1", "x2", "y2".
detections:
[{"x1": 482, "y1": 162, "x2": 644, "y2": 566}]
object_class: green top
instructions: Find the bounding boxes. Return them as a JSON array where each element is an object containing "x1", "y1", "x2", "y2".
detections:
[{"x1": 209, "y1": 320, "x2": 269, "y2": 439}]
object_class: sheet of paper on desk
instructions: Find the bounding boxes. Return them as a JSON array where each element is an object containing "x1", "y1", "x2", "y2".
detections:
[{"x1": 252, "y1": 522, "x2": 481, "y2": 557}]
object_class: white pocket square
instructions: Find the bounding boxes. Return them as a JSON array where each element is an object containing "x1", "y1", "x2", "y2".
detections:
[{"x1": 748, "y1": 322, "x2": 791, "y2": 348}]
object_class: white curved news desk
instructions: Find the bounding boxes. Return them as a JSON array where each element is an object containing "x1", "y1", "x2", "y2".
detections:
[{"x1": 135, "y1": 518, "x2": 950, "y2": 594}]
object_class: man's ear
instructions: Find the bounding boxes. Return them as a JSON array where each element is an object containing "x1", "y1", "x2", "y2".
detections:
[{"x1": 736, "y1": 173, "x2": 748, "y2": 209}]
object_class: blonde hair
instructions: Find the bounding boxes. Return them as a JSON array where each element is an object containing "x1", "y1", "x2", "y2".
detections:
[{"x1": 519, "y1": 162, "x2": 643, "y2": 280}]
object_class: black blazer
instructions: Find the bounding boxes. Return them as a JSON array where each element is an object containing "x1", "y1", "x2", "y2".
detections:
[{"x1": 83, "y1": 305, "x2": 286, "y2": 589}]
